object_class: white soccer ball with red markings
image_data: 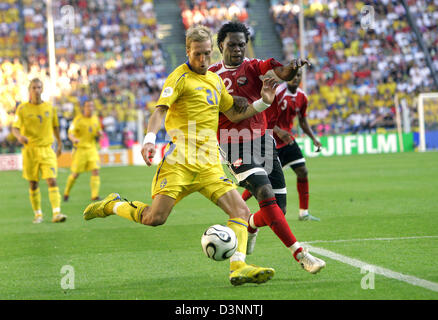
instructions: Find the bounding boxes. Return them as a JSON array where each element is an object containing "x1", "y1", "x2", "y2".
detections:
[{"x1": 201, "y1": 224, "x2": 237, "y2": 261}]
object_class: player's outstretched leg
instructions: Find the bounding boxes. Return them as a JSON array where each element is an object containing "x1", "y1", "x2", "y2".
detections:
[
  {"x1": 247, "y1": 184, "x2": 326, "y2": 274},
  {"x1": 217, "y1": 190, "x2": 275, "y2": 286},
  {"x1": 227, "y1": 218, "x2": 275, "y2": 286},
  {"x1": 83, "y1": 193, "x2": 164, "y2": 225}
]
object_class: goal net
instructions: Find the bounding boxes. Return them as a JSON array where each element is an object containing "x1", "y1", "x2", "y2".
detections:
[{"x1": 417, "y1": 93, "x2": 438, "y2": 152}]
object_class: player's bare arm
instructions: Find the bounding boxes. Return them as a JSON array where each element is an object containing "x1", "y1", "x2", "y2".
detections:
[
  {"x1": 266, "y1": 58, "x2": 311, "y2": 82},
  {"x1": 298, "y1": 113, "x2": 322, "y2": 152},
  {"x1": 11, "y1": 127, "x2": 28, "y2": 145},
  {"x1": 230, "y1": 96, "x2": 249, "y2": 113},
  {"x1": 141, "y1": 105, "x2": 168, "y2": 166},
  {"x1": 223, "y1": 78, "x2": 278, "y2": 123}
]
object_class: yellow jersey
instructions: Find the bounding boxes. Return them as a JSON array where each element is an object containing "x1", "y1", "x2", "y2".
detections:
[
  {"x1": 12, "y1": 101, "x2": 59, "y2": 147},
  {"x1": 156, "y1": 62, "x2": 234, "y2": 152},
  {"x1": 68, "y1": 114, "x2": 101, "y2": 149}
]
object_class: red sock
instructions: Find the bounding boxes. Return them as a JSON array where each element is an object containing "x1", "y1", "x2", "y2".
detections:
[
  {"x1": 297, "y1": 177, "x2": 309, "y2": 210},
  {"x1": 252, "y1": 197, "x2": 297, "y2": 247},
  {"x1": 241, "y1": 189, "x2": 252, "y2": 201}
]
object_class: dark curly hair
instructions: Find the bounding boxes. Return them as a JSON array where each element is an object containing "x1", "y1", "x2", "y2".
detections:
[{"x1": 217, "y1": 22, "x2": 250, "y2": 53}]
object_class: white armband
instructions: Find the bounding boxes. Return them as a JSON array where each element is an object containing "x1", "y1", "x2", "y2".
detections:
[
  {"x1": 252, "y1": 98, "x2": 271, "y2": 112},
  {"x1": 142, "y1": 132, "x2": 156, "y2": 146}
]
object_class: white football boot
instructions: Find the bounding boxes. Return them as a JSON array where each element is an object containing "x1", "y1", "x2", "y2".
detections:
[{"x1": 298, "y1": 249, "x2": 326, "y2": 274}]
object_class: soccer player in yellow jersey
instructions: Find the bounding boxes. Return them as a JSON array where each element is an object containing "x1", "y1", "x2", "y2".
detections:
[
  {"x1": 63, "y1": 100, "x2": 102, "y2": 202},
  {"x1": 12, "y1": 78, "x2": 67, "y2": 224},
  {"x1": 83, "y1": 25, "x2": 278, "y2": 286}
]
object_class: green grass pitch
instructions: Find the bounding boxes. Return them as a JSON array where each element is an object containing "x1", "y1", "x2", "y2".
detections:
[{"x1": 0, "y1": 151, "x2": 437, "y2": 300}]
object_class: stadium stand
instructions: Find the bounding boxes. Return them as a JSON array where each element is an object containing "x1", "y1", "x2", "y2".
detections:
[
  {"x1": 0, "y1": 0, "x2": 167, "y2": 152},
  {"x1": 0, "y1": 0, "x2": 21, "y2": 60},
  {"x1": 1, "y1": 0, "x2": 437, "y2": 153},
  {"x1": 270, "y1": 0, "x2": 437, "y2": 136},
  {"x1": 180, "y1": 0, "x2": 250, "y2": 32}
]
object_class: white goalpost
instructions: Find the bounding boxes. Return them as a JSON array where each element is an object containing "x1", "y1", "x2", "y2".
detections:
[{"x1": 417, "y1": 92, "x2": 438, "y2": 152}]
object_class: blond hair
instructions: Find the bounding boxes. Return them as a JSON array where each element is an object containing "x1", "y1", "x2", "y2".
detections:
[
  {"x1": 185, "y1": 25, "x2": 213, "y2": 50},
  {"x1": 28, "y1": 77, "x2": 42, "y2": 88}
]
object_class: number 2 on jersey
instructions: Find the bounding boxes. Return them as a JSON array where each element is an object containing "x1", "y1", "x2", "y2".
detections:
[{"x1": 223, "y1": 78, "x2": 233, "y2": 93}]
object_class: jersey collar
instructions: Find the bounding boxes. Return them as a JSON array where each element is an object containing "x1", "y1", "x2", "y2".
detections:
[
  {"x1": 185, "y1": 61, "x2": 193, "y2": 71},
  {"x1": 222, "y1": 57, "x2": 250, "y2": 70}
]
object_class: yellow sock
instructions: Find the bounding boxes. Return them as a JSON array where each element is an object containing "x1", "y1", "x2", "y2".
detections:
[
  {"x1": 63, "y1": 174, "x2": 77, "y2": 196},
  {"x1": 48, "y1": 186, "x2": 61, "y2": 216},
  {"x1": 29, "y1": 188, "x2": 42, "y2": 216},
  {"x1": 227, "y1": 218, "x2": 248, "y2": 271},
  {"x1": 90, "y1": 175, "x2": 100, "y2": 199},
  {"x1": 111, "y1": 201, "x2": 148, "y2": 223}
]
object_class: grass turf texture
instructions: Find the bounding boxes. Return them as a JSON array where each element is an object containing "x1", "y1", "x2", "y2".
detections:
[{"x1": 0, "y1": 151, "x2": 437, "y2": 300}]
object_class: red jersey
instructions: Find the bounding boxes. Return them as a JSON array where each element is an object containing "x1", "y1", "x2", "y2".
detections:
[
  {"x1": 264, "y1": 82, "x2": 308, "y2": 149},
  {"x1": 208, "y1": 57, "x2": 283, "y2": 143}
]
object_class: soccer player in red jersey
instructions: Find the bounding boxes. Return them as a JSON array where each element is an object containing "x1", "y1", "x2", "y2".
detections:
[
  {"x1": 209, "y1": 22, "x2": 325, "y2": 274},
  {"x1": 264, "y1": 69, "x2": 322, "y2": 221}
]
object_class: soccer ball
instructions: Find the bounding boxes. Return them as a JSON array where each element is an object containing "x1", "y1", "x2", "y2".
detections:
[{"x1": 201, "y1": 224, "x2": 237, "y2": 261}]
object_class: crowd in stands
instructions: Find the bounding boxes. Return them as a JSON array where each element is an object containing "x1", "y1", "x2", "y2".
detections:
[
  {"x1": 270, "y1": 0, "x2": 437, "y2": 136},
  {"x1": 1, "y1": 0, "x2": 167, "y2": 153},
  {"x1": 2, "y1": 0, "x2": 437, "y2": 154},
  {"x1": 178, "y1": 0, "x2": 255, "y2": 68},
  {"x1": 0, "y1": 1, "x2": 21, "y2": 61},
  {"x1": 180, "y1": 0, "x2": 250, "y2": 33}
]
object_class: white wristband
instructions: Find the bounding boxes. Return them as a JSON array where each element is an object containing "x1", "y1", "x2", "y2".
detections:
[
  {"x1": 252, "y1": 98, "x2": 271, "y2": 112},
  {"x1": 143, "y1": 132, "x2": 156, "y2": 146}
]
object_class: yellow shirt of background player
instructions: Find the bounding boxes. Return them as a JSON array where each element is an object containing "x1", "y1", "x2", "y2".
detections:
[
  {"x1": 68, "y1": 114, "x2": 101, "y2": 149},
  {"x1": 12, "y1": 101, "x2": 59, "y2": 147}
]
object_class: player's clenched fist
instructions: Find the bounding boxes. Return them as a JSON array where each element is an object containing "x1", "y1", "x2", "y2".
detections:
[{"x1": 141, "y1": 143, "x2": 156, "y2": 166}]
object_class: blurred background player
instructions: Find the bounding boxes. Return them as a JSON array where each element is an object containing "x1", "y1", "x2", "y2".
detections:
[
  {"x1": 11, "y1": 78, "x2": 67, "y2": 224},
  {"x1": 210, "y1": 22, "x2": 325, "y2": 274},
  {"x1": 270, "y1": 69, "x2": 322, "y2": 221},
  {"x1": 244, "y1": 69, "x2": 322, "y2": 221},
  {"x1": 63, "y1": 100, "x2": 103, "y2": 202},
  {"x1": 82, "y1": 25, "x2": 278, "y2": 286}
]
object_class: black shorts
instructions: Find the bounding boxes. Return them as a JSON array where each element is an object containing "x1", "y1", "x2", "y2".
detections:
[
  {"x1": 220, "y1": 134, "x2": 286, "y2": 196},
  {"x1": 277, "y1": 141, "x2": 306, "y2": 169}
]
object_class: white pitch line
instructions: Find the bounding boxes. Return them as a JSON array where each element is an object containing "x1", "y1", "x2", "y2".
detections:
[
  {"x1": 303, "y1": 235, "x2": 438, "y2": 244},
  {"x1": 306, "y1": 244, "x2": 438, "y2": 293}
]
